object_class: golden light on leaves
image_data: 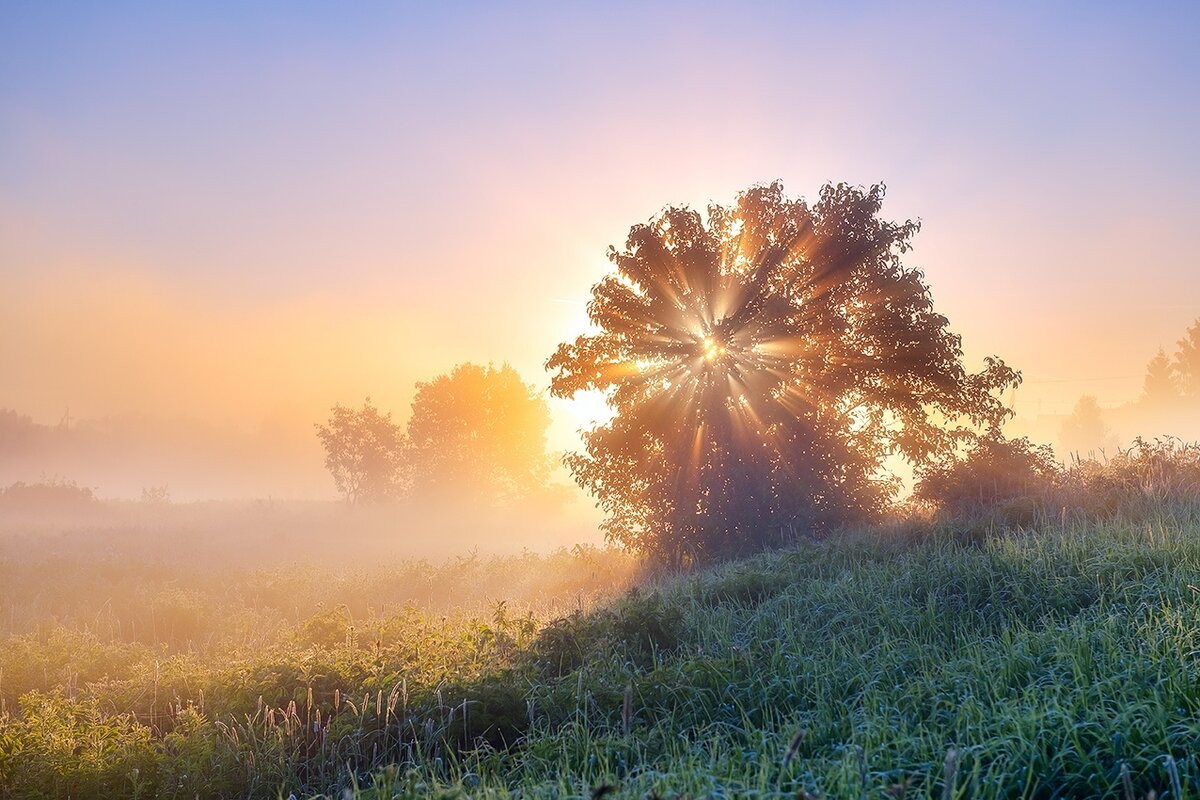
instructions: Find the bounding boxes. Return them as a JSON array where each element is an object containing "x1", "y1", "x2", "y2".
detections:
[
  {"x1": 701, "y1": 337, "x2": 725, "y2": 362},
  {"x1": 547, "y1": 181, "x2": 1021, "y2": 562}
]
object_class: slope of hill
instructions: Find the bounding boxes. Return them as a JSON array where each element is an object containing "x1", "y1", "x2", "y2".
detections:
[
  {"x1": 364, "y1": 508, "x2": 1200, "y2": 799},
  {"x1": 3, "y1": 507, "x2": 1200, "y2": 798}
]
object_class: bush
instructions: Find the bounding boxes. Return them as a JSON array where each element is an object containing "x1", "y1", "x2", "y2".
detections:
[
  {"x1": 914, "y1": 435, "x2": 1061, "y2": 522},
  {"x1": 443, "y1": 671, "x2": 529, "y2": 750},
  {"x1": 695, "y1": 562, "x2": 797, "y2": 608},
  {"x1": 530, "y1": 589, "x2": 683, "y2": 677},
  {"x1": 0, "y1": 692, "x2": 161, "y2": 799},
  {"x1": 915, "y1": 434, "x2": 1200, "y2": 529},
  {"x1": 0, "y1": 479, "x2": 97, "y2": 513}
]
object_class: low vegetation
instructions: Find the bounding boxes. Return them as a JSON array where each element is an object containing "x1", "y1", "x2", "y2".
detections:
[
  {"x1": 916, "y1": 436, "x2": 1200, "y2": 524},
  {"x1": 2, "y1": 454, "x2": 1200, "y2": 797},
  {"x1": 0, "y1": 536, "x2": 636, "y2": 799}
]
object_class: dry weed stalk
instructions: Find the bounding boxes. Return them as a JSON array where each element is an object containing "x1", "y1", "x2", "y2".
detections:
[
  {"x1": 783, "y1": 727, "x2": 806, "y2": 768},
  {"x1": 941, "y1": 748, "x2": 958, "y2": 800}
]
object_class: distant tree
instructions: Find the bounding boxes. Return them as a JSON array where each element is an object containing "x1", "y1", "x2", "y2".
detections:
[
  {"x1": 140, "y1": 485, "x2": 171, "y2": 505},
  {"x1": 1058, "y1": 395, "x2": 1117, "y2": 459},
  {"x1": 1142, "y1": 347, "x2": 1180, "y2": 406},
  {"x1": 1173, "y1": 318, "x2": 1200, "y2": 399},
  {"x1": 0, "y1": 478, "x2": 97, "y2": 512},
  {"x1": 0, "y1": 409, "x2": 40, "y2": 453},
  {"x1": 406, "y1": 363, "x2": 552, "y2": 503},
  {"x1": 315, "y1": 398, "x2": 407, "y2": 503},
  {"x1": 548, "y1": 181, "x2": 1019, "y2": 563}
]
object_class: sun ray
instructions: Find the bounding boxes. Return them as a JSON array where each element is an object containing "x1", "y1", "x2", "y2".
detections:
[{"x1": 546, "y1": 181, "x2": 1022, "y2": 562}]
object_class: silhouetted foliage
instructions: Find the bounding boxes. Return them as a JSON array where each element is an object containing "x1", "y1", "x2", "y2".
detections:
[
  {"x1": 914, "y1": 434, "x2": 1060, "y2": 522},
  {"x1": 530, "y1": 589, "x2": 682, "y2": 676},
  {"x1": 1058, "y1": 395, "x2": 1117, "y2": 459},
  {"x1": 1063, "y1": 436, "x2": 1200, "y2": 515},
  {"x1": 0, "y1": 478, "x2": 97, "y2": 512},
  {"x1": 406, "y1": 363, "x2": 552, "y2": 504},
  {"x1": 548, "y1": 181, "x2": 1019, "y2": 563},
  {"x1": 0, "y1": 409, "x2": 40, "y2": 453},
  {"x1": 1174, "y1": 318, "x2": 1200, "y2": 399},
  {"x1": 140, "y1": 485, "x2": 171, "y2": 505},
  {"x1": 915, "y1": 434, "x2": 1200, "y2": 524},
  {"x1": 1143, "y1": 347, "x2": 1181, "y2": 406},
  {"x1": 314, "y1": 399, "x2": 406, "y2": 504}
]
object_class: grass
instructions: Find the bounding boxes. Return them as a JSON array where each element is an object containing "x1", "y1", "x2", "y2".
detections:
[{"x1": 3, "y1": 504, "x2": 1200, "y2": 798}]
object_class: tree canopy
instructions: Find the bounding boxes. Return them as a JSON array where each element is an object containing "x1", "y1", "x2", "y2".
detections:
[
  {"x1": 1057, "y1": 395, "x2": 1117, "y2": 459},
  {"x1": 316, "y1": 364, "x2": 552, "y2": 505},
  {"x1": 406, "y1": 362, "x2": 552, "y2": 503},
  {"x1": 1143, "y1": 347, "x2": 1180, "y2": 406},
  {"x1": 314, "y1": 398, "x2": 407, "y2": 504},
  {"x1": 1135, "y1": 319, "x2": 1200, "y2": 413},
  {"x1": 1174, "y1": 319, "x2": 1200, "y2": 399},
  {"x1": 547, "y1": 181, "x2": 1019, "y2": 563}
]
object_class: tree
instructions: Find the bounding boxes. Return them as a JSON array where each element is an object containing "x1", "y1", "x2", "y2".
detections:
[
  {"x1": 1057, "y1": 395, "x2": 1117, "y2": 460},
  {"x1": 314, "y1": 398, "x2": 406, "y2": 503},
  {"x1": 547, "y1": 181, "x2": 1019, "y2": 563},
  {"x1": 1142, "y1": 347, "x2": 1180, "y2": 406},
  {"x1": 1173, "y1": 318, "x2": 1200, "y2": 399},
  {"x1": 406, "y1": 363, "x2": 552, "y2": 503}
]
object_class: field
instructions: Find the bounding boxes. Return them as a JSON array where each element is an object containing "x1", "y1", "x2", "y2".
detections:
[{"x1": 3, "y1": 502, "x2": 1200, "y2": 799}]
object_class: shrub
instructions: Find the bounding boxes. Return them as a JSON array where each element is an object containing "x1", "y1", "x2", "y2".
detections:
[
  {"x1": 443, "y1": 671, "x2": 529, "y2": 750},
  {"x1": 914, "y1": 434, "x2": 1061, "y2": 522},
  {"x1": 530, "y1": 589, "x2": 683, "y2": 677},
  {"x1": 915, "y1": 434, "x2": 1200, "y2": 529},
  {"x1": 0, "y1": 691, "x2": 160, "y2": 799},
  {"x1": 0, "y1": 478, "x2": 97, "y2": 513},
  {"x1": 696, "y1": 565, "x2": 794, "y2": 608}
]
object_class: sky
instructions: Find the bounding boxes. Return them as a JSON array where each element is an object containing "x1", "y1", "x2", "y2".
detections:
[{"x1": 2, "y1": 2, "x2": 1199, "y2": 495}]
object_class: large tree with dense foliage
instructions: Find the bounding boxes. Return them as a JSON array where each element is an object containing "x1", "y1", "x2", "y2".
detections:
[{"x1": 547, "y1": 182, "x2": 1019, "y2": 563}]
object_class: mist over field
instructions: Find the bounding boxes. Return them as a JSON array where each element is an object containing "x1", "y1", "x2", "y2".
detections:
[{"x1": 3, "y1": 2, "x2": 1200, "y2": 798}]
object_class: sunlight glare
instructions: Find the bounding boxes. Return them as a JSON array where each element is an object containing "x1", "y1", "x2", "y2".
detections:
[
  {"x1": 566, "y1": 388, "x2": 615, "y2": 430},
  {"x1": 702, "y1": 337, "x2": 726, "y2": 361}
]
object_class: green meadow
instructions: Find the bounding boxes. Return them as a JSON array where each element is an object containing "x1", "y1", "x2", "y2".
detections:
[{"x1": 4, "y1": 503, "x2": 1200, "y2": 799}]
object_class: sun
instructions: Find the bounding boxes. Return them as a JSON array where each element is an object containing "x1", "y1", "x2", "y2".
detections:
[
  {"x1": 563, "y1": 387, "x2": 615, "y2": 431},
  {"x1": 702, "y1": 337, "x2": 724, "y2": 361}
]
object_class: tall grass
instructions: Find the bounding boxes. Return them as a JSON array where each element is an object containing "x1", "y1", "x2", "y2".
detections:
[
  {"x1": 3, "y1": 502, "x2": 1200, "y2": 797},
  {"x1": 364, "y1": 503, "x2": 1200, "y2": 798}
]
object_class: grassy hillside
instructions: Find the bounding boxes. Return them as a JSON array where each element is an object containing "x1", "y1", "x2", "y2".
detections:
[{"x1": 4, "y1": 507, "x2": 1200, "y2": 798}]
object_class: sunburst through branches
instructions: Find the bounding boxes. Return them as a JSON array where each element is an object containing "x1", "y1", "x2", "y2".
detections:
[{"x1": 548, "y1": 182, "x2": 1019, "y2": 564}]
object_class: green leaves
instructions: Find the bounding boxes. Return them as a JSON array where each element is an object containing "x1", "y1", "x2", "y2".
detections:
[{"x1": 548, "y1": 182, "x2": 1020, "y2": 563}]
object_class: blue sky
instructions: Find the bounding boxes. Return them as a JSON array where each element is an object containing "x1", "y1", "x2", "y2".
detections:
[{"x1": 2, "y1": 1, "x2": 1199, "y2": 437}]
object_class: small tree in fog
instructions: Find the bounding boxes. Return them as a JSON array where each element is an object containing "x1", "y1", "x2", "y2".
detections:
[
  {"x1": 1174, "y1": 319, "x2": 1200, "y2": 400},
  {"x1": 1143, "y1": 347, "x2": 1181, "y2": 406},
  {"x1": 141, "y1": 484, "x2": 171, "y2": 505},
  {"x1": 1058, "y1": 395, "x2": 1117, "y2": 459},
  {"x1": 315, "y1": 398, "x2": 407, "y2": 503},
  {"x1": 406, "y1": 363, "x2": 552, "y2": 503}
]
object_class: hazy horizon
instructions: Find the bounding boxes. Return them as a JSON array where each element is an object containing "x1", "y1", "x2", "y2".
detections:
[{"x1": 3, "y1": 2, "x2": 1199, "y2": 501}]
